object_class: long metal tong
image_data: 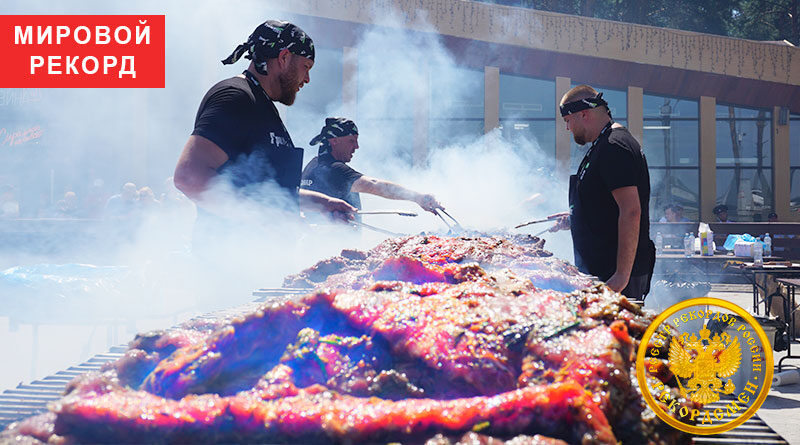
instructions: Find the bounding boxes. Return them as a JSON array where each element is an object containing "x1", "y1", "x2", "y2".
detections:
[
  {"x1": 434, "y1": 208, "x2": 464, "y2": 232},
  {"x1": 351, "y1": 220, "x2": 405, "y2": 237},
  {"x1": 514, "y1": 214, "x2": 561, "y2": 229},
  {"x1": 357, "y1": 210, "x2": 418, "y2": 217}
]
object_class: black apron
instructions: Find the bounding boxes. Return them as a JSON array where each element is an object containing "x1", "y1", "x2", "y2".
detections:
[
  {"x1": 241, "y1": 70, "x2": 304, "y2": 204},
  {"x1": 568, "y1": 122, "x2": 613, "y2": 279}
]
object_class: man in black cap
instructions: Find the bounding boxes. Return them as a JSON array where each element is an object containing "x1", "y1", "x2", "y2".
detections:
[
  {"x1": 713, "y1": 204, "x2": 731, "y2": 222},
  {"x1": 549, "y1": 85, "x2": 655, "y2": 300},
  {"x1": 768, "y1": 211, "x2": 778, "y2": 222},
  {"x1": 174, "y1": 20, "x2": 354, "y2": 224},
  {"x1": 301, "y1": 117, "x2": 444, "y2": 218}
]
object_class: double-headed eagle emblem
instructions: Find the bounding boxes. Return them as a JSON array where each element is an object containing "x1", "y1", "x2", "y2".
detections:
[{"x1": 669, "y1": 326, "x2": 742, "y2": 404}]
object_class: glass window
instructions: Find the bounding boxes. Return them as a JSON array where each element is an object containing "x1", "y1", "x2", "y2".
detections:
[
  {"x1": 643, "y1": 120, "x2": 699, "y2": 167},
  {"x1": 790, "y1": 114, "x2": 800, "y2": 211},
  {"x1": 716, "y1": 104, "x2": 773, "y2": 221},
  {"x1": 643, "y1": 95, "x2": 698, "y2": 118},
  {"x1": 649, "y1": 168, "x2": 700, "y2": 221},
  {"x1": 500, "y1": 74, "x2": 553, "y2": 119},
  {"x1": 643, "y1": 94, "x2": 699, "y2": 221},
  {"x1": 499, "y1": 73, "x2": 555, "y2": 157},
  {"x1": 498, "y1": 121, "x2": 555, "y2": 159},
  {"x1": 429, "y1": 67, "x2": 484, "y2": 148}
]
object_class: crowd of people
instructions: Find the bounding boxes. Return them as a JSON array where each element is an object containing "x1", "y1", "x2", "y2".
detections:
[{"x1": 0, "y1": 177, "x2": 194, "y2": 222}]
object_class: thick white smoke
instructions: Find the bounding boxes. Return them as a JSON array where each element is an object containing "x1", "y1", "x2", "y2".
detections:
[{"x1": 0, "y1": 0, "x2": 573, "y2": 391}]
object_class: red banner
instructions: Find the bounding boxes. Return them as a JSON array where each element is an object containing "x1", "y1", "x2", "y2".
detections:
[{"x1": 0, "y1": 15, "x2": 165, "y2": 88}]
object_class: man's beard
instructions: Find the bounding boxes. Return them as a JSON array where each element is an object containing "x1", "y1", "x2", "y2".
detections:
[
  {"x1": 277, "y1": 70, "x2": 299, "y2": 106},
  {"x1": 573, "y1": 132, "x2": 587, "y2": 145}
]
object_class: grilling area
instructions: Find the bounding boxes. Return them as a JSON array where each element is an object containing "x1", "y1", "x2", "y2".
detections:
[
  {"x1": 1, "y1": 281, "x2": 799, "y2": 444},
  {"x1": 3, "y1": 0, "x2": 800, "y2": 442}
]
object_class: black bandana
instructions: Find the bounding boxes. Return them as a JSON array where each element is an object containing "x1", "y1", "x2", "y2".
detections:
[
  {"x1": 310, "y1": 118, "x2": 359, "y2": 151},
  {"x1": 559, "y1": 92, "x2": 610, "y2": 118},
  {"x1": 222, "y1": 20, "x2": 315, "y2": 75}
]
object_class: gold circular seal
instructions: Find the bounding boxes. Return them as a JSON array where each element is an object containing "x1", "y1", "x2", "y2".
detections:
[{"x1": 635, "y1": 297, "x2": 773, "y2": 435}]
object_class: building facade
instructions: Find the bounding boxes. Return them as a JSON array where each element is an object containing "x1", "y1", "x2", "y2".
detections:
[{"x1": 276, "y1": 0, "x2": 800, "y2": 222}]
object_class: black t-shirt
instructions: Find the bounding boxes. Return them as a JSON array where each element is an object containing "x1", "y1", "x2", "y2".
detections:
[
  {"x1": 191, "y1": 75, "x2": 303, "y2": 206},
  {"x1": 569, "y1": 125, "x2": 655, "y2": 281},
  {"x1": 300, "y1": 152, "x2": 363, "y2": 210}
]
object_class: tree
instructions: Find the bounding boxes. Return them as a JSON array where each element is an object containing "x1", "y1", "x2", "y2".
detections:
[{"x1": 478, "y1": 0, "x2": 798, "y2": 45}]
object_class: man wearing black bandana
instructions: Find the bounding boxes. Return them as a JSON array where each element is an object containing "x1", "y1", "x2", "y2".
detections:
[
  {"x1": 549, "y1": 85, "x2": 655, "y2": 300},
  {"x1": 173, "y1": 20, "x2": 355, "y2": 229},
  {"x1": 301, "y1": 117, "x2": 444, "y2": 218}
]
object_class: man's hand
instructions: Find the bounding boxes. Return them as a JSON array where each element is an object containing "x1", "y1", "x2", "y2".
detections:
[
  {"x1": 324, "y1": 197, "x2": 356, "y2": 223},
  {"x1": 416, "y1": 194, "x2": 443, "y2": 214},
  {"x1": 547, "y1": 212, "x2": 570, "y2": 232},
  {"x1": 605, "y1": 271, "x2": 630, "y2": 293}
]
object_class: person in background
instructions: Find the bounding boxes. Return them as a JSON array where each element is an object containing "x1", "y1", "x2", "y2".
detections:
[
  {"x1": 768, "y1": 211, "x2": 778, "y2": 222},
  {"x1": 137, "y1": 186, "x2": 161, "y2": 211},
  {"x1": 173, "y1": 20, "x2": 354, "y2": 231},
  {"x1": 712, "y1": 204, "x2": 731, "y2": 222},
  {"x1": 301, "y1": 117, "x2": 444, "y2": 220},
  {"x1": 105, "y1": 182, "x2": 139, "y2": 219},
  {"x1": 658, "y1": 203, "x2": 689, "y2": 222},
  {"x1": 549, "y1": 85, "x2": 655, "y2": 300},
  {"x1": 55, "y1": 191, "x2": 81, "y2": 218}
]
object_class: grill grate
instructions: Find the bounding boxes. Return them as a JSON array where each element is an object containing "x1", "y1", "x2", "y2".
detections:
[
  {"x1": 0, "y1": 295, "x2": 790, "y2": 443},
  {"x1": 0, "y1": 348, "x2": 126, "y2": 429},
  {"x1": 691, "y1": 399, "x2": 788, "y2": 444}
]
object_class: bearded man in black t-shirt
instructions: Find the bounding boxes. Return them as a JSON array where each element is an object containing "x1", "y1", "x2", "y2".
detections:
[
  {"x1": 173, "y1": 20, "x2": 354, "y2": 229},
  {"x1": 549, "y1": 85, "x2": 655, "y2": 300},
  {"x1": 301, "y1": 118, "x2": 444, "y2": 219}
]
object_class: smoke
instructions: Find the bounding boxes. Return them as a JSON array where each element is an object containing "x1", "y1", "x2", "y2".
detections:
[{"x1": 0, "y1": 0, "x2": 573, "y2": 392}]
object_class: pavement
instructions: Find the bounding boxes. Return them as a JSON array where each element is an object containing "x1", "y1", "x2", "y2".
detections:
[{"x1": 706, "y1": 283, "x2": 800, "y2": 445}]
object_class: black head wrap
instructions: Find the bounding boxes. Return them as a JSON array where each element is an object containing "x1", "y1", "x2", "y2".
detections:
[
  {"x1": 560, "y1": 92, "x2": 611, "y2": 118},
  {"x1": 310, "y1": 118, "x2": 358, "y2": 154},
  {"x1": 222, "y1": 20, "x2": 314, "y2": 75}
]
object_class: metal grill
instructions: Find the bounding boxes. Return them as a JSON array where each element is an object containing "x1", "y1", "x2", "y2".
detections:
[
  {"x1": 1, "y1": 355, "x2": 790, "y2": 444},
  {"x1": 691, "y1": 399, "x2": 788, "y2": 445},
  {"x1": 0, "y1": 347, "x2": 125, "y2": 429},
  {"x1": 0, "y1": 290, "x2": 790, "y2": 443}
]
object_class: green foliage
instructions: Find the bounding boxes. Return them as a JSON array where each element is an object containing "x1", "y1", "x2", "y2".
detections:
[{"x1": 480, "y1": 0, "x2": 799, "y2": 45}]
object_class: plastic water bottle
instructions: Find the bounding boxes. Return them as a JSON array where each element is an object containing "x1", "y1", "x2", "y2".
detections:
[
  {"x1": 655, "y1": 232, "x2": 663, "y2": 255},
  {"x1": 753, "y1": 242, "x2": 763, "y2": 266},
  {"x1": 683, "y1": 233, "x2": 692, "y2": 257},
  {"x1": 764, "y1": 233, "x2": 772, "y2": 257}
]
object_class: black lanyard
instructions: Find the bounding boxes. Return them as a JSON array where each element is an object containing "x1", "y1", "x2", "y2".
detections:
[
  {"x1": 576, "y1": 121, "x2": 613, "y2": 182},
  {"x1": 241, "y1": 70, "x2": 292, "y2": 141}
]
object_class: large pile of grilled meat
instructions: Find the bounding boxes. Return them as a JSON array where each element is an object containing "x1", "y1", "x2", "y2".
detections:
[{"x1": 2, "y1": 235, "x2": 692, "y2": 444}]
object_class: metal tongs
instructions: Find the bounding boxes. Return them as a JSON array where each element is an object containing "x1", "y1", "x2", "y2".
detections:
[
  {"x1": 514, "y1": 214, "x2": 562, "y2": 229},
  {"x1": 357, "y1": 210, "x2": 418, "y2": 217},
  {"x1": 434, "y1": 208, "x2": 464, "y2": 233},
  {"x1": 351, "y1": 220, "x2": 405, "y2": 237},
  {"x1": 514, "y1": 213, "x2": 567, "y2": 238}
]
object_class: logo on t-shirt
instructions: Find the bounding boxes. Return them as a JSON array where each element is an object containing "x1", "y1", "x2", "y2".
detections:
[
  {"x1": 269, "y1": 132, "x2": 290, "y2": 148},
  {"x1": 300, "y1": 179, "x2": 313, "y2": 187}
]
